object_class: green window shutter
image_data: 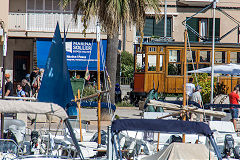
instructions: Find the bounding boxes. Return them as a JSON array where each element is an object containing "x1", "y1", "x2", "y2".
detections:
[
  {"x1": 143, "y1": 18, "x2": 154, "y2": 36},
  {"x1": 154, "y1": 19, "x2": 164, "y2": 37},
  {"x1": 208, "y1": 18, "x2": 220, "y2": 40},
  {"x1": 186, "y1": 17, "x2": 199, "y2": 42},
  {"x1": 167, "y1": 17, "x2": 172, "y2": 37},
  {"x1": 136, "y1": 18, "x2": 154, "y2": 36},
  {"x1": 153, "y1": 17, "x2": 172, "y2": 37}
]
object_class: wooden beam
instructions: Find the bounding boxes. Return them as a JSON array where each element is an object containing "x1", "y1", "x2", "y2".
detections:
[
  {"x1": 149, "y1": 100, "x2": 226, "y2": 118},
  {"x1": 74, "y1": 90, "x2": 109, "y2": 102}
]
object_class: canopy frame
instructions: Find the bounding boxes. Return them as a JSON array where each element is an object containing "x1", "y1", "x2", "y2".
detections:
[{"x1": 110, "y1": 119, "x2": 222, "y2": 160}]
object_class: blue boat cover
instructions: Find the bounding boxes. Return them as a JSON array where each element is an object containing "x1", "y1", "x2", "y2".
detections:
[
  {"x1": 111, "y1": 119, "x2": 213, "y2": 136},
  {"x1": 80, "y1": 101, "x2": 116, "y2": 111},
  {"x1": 204, "y1": 104, "x2": 240, "y2": 109},
  {"x1": 38, "y1": 23, "x2": 74, "y2": 108}
]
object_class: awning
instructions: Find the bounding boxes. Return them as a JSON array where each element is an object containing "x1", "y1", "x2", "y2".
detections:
[
  {"x1": 111, "y1": 119, "x2": 213, "y2": 136},
  {"x1": 36, "y1": 38, "x2": 107, "y2": 71}
]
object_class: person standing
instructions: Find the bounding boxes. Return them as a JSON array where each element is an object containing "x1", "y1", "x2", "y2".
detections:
[
  {"x1": 191, "y1": 85, "x2": 203, "y2": 121},
  {"x1": 30, "y1": 67, "x2": 39, "y2": 96},
  {"x1": 186, "y1": 78, "x2": 195, "y2": 101},
  {"x1": 229, "y1": 86, "x2": 240, "y2": 131},
  {"x1": 5, "y1": 74, "x2": 13, "y2": 96}
]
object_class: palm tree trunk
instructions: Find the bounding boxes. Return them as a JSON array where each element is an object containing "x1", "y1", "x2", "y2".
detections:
[
  {"x1": 106, "y1": 33, "x2": 119, "y2": 104},
  {"x1": 101, "y1": 33, "x2": 118, "y2": 121}
]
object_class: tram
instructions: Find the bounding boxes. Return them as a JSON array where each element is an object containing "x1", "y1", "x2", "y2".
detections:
[{"x1": 131, "y1": 42, "x2": 240, "y2": 102}]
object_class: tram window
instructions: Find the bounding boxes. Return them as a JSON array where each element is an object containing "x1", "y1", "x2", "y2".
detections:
[
  {"x1": 169, "y1": 50, "x2": 180, "y2": 62},
  {"x1": 230, "y1": 52, "x2": 240, "y2": 63},
  {"x1": 187, "y1": 51, "x2": 196, "y2": 62},
  {"x1": 215, "y1": 51, "x2": 226, "y2": 63},
  {"x1": 137, "y1": 46, "x2": 145, "y2": 53},
  {"x1": 148, "y1": 55, "x2": 157, "y2": 71},
  {"x1": 160, "y1": 55, "x2": 163, "y2": 71},
  {"x1": 149, "y1": 47, "x2": 156, "y2": 52},
  {"x1": 136, "y1": 54, "x2": 145, "y2": 72},
  {"x1": 200, "y1": 51, "x2": 211, "y2": 62},
  {"x1": 168, "y1": 64, "x2": 181, "y2": 75},
  {"x1": 198, "y1": 64, "x2": 210, "y2": 69}
]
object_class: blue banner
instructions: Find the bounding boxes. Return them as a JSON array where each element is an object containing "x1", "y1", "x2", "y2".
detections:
[{"x1": 37, "y1": 38, "x2": 107, "y2": 71}]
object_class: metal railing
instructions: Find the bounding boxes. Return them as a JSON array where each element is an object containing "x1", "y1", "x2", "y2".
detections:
[
  {"x1": 9, "y1": 12, "x2": 97, "y2": 33},
  {"x1": 120, "y1": 77, "x2": 133, "y2": 85}
]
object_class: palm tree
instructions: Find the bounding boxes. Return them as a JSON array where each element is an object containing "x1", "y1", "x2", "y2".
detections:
[{"x1": 61, "y1": 0, "x2": 162, "y2": 105}]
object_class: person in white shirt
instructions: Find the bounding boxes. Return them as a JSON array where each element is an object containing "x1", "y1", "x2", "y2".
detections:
[
  {"x1": 186, "y1": 78, "x2": 195, "y2": 100},
  {"x1": 191, "y1": 85, "x2": 203, "y2": 121}
]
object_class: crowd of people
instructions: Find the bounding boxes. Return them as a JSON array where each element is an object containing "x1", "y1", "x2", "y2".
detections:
[{"x1": 3, "y1": 67, "x2": 44, "y2": 99}]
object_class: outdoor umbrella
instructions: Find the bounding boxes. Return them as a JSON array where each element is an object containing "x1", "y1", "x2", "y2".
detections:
[
  {"x1": 188, "y1": 63, "x2": 240, "y2": 91},
  {"x1": 188, "y1": 63, "x2": 240, "y2": 75}
]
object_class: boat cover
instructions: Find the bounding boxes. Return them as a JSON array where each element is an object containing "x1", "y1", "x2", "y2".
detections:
[
  {"x1": 111, "y1": 119, "x2": 213, "y2": 136},
  {"x1": 0, "y1": 100, "x2": 68, "y2": 120},
  {"x1": 81, "y1": 101, "x2": 116, "y2": 111},
  {"x1": 204, "y1": 103, "x2": 240, "y2": 108},
  {"x1": 142, "y1": 143, "x2": 216, "y2": 160}
]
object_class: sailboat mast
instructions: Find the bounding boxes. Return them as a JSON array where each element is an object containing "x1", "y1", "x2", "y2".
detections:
[
  {"x1": 96, "y1": 22, "x2": 101, "y2": 146},
  {"x1": 210, "y1": 1, "x2": 216, "y2": 118},
  {"x1": 182, "y1": 29, "x2": 187, "y2": 143}
]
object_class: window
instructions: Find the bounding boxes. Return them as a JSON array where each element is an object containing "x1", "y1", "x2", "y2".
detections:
[
  {"x1": 230, "y1": 52, "x2": 240, "y2": 63},
  {"x1": 215, "y1": 51, "x2": 226, "y2": 63},
  {"x1": 136, "y1": 54, "x2": 145, "y2": 72},
  {"x1": 168, "y1": 50, "x2": 181, "y2": 75},
  {"x1": 160, "y1": 55, "x2": 163, "y2": 71},
  {"x1": 148, "y1": 55, "x2": 157, "y2": 71},
  {"x1": 187, "y1": 50, "x2": 196, "y2": 62},
  {"x1": 200, "y1": 51, "x2": 211, "y2": 62},
  {"x1": 136, "y1": 17, "x2": 172, "y2": 37},
  {"x1": 27, "y1": 0, "x2": 73, "y2": 13},
  {"x1": 169, "y1": 50, "x2": 180, "y2": 62},
  {"x1": 149, "y1": 47, "x2": 156, "y2": 52},
  {"x1": 187, "y1": 17, "x2": 220, "y2": 42}
]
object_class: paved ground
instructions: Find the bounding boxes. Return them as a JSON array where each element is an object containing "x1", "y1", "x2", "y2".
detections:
[
  {"x1": 81, "y1": 107, "x2": 142, "y2": 121},
  {"x1": 79, "y1": 107, "x2": 142, "y2": 130}
]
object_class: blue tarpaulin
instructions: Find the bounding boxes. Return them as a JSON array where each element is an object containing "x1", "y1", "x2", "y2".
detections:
[
  {"x1": 111, "y1": 119, "x2": 213, "y2": 136},
  {"x1": 80, "y1": 101, "x2": 116, "y2": 111},
  {"x1": 38, "y1": 23, "x2": 74, "y2": 108},
  {"x1": 37, "y1": 38, "x2": 107, "y2": 71}
]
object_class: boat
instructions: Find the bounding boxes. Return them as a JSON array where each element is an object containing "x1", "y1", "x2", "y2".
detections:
[
  {"x1": 0, "y1": 100, "x2": 84, "y2": 160},
  {"x1": 110, "y1": 119, "x2": 222, "y2": 160}
]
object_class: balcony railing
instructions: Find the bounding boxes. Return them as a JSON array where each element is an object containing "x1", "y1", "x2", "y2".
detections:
[
  {"x1": 9, "y1": 13, "x2": 97, "y2": 33},
  {"x1": 177, "y1": 0, "x2": 219, "y2": 6}
]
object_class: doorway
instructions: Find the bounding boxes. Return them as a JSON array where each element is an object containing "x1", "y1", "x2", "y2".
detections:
[{"x1": 13, "y1": 51, "x2": 30, "y2": 90}]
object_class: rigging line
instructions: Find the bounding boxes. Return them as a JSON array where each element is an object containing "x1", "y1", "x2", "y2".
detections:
[
  {"x1": 100, "y1": 40, "x2": 112, "y2": 114},
  {"x1": 186, "y1": 31, "x2": 198, "y2": 86}
]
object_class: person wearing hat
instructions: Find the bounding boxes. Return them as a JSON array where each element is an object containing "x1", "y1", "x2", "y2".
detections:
[
  {"x1": 5, "y1": 73, "x2": 13, "y2": 96},
  {"x1": 190, "y1": 85, "x2": 203, "y2": 121},
  {"x1": 229, "y1": 85, "x2": 240, "y2": 131}
]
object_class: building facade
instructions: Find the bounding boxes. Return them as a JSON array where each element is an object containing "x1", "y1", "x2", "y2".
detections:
[
  {"x1": 130, "y1": 0, "x2": 240, "y2": 98},
  {"x1": 0, "y1": 0, "x2": 112, "y2": 89}
]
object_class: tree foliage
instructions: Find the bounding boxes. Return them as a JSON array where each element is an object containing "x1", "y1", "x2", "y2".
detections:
[
  {"x1": 192, "y1": 73, "x2": 216, "y2": 104},
  {"x1": 121, "y1": 51, "x2": 134, "y2": 78},
  {"x1": 61, "y1": 0, "x2": 162, "y2": 38},
  {"x1": 192, "y1": 73, "x2": 229, "y2": 103}
]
